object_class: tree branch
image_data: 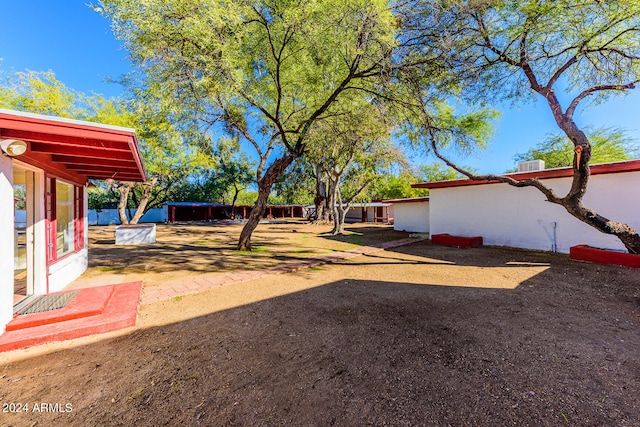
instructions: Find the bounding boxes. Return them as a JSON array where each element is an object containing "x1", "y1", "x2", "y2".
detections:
[
  {"x1": 566, "y1": 80, "x2": 639, "y2": 118},
  {"x1": 425, "y1": 122, "x2": 563, "y2": 205}
]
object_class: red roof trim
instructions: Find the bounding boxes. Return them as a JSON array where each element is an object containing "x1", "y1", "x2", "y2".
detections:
[
  {"x1": 0, "y1": 109, "x2": 146, "y2": 182},
  {"x1": 382, "y1": 197, "x2": 430, "y2": 204},
  {"x1": 412, "y1": 160, "x2": 640, "y2": 189}
]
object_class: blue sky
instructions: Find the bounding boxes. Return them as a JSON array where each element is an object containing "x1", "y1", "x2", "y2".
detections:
[
  {"x1": 1, "y1": 2, "x2": 639, "y2": 174},
  {"x1": 0, "y1": 2, "x2": 128, "y2": 98}
]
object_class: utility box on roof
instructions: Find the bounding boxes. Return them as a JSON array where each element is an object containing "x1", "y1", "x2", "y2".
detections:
[{"x1": 517, "y1": 160, "x2": 545, "y2": 172}]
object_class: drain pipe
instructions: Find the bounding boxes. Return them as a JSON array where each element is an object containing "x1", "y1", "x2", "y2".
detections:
[{"x1": 552, "y1": 221, "x2": 557, "y2": 252}]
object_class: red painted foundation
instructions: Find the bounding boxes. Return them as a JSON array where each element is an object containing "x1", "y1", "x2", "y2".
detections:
[
  {"x1": 431, "y1": 234, "x2": 483, "y2": 248},
  {"x1": 569, "y1": 245, "x2": 640, "y2": 268}
]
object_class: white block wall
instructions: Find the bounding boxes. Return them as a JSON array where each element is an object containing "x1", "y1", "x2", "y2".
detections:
[
  {"x1": 0, "y1": 156, "x2": 13, "y2": 333},
  {"x1": 429, "y1": 171, "x2": 640, "y2": 253},
  {"x1": 88, "y1": 207, "x2": 166, "y2": 225},
  {"x1": 393, "y1": 201, "x2": 430, "y2": 233}
]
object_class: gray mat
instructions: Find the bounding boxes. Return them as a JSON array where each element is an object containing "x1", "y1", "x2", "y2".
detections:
[{"x1": 17, "y1": 292, "x2": 79, "y2": 315}]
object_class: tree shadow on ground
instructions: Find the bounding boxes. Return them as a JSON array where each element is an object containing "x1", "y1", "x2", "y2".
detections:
[
  {"x1": 85, "y1": 223, "x2": 354, "y2": 275},
  {"x1": 2, "y1": 248, "x2": 639, "y2": 427},
  {"x1": 318, "y1": 225, "x2": 410, "y2": 246}
]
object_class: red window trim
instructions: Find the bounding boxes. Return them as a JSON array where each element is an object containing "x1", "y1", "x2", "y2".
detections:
[
  {"x1": 74, "y1": 185, "x2": 85, "y2": 251},
  {"x1": 45, "y1": 175, "x2": 86, "y2": 267}
]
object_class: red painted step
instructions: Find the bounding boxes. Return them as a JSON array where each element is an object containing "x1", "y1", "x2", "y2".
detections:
[
  {"x1": 0, "y1": 281, "x2": 142, "y2": 352},
  {"x1": 7, "y1": 285, "x2": 115, "y2": 331}
]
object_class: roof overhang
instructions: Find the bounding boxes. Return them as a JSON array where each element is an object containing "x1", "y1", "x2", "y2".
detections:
[
  {"x1": 0, "y1": 109, "x2": 146, "y2": 184},
  {"x1": 383, "y1": 197, "x2": 430, "y2": 204},
  {"x1": 412, "y1": 160, "x2": 640, "y2": 190}
]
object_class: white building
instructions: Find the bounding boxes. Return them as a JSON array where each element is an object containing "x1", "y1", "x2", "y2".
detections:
[
  {"x1": 412, "y1": 161, "x2": 640, "y2": 253},
  {"x1": 0, "y1": 109, "x2": 145, "y2": 334},
  {"x1": 384, "y1": 197, "x2": 430, "y2": 233}
]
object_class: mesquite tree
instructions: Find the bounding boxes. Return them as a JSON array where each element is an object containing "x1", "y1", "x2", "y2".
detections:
[
  {"x1": 402, "y1": 0, "x2": 640, "y2": 253},
  {"x1": 98, "y1": 0, "x2": 398, "y2": 250},
  {"x1": 305, "y1": 101, "x2": 397, "y2": 234}
]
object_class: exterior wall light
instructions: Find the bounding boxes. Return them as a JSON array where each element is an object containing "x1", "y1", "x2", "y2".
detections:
[{"x1": 0, "y1": 139, "x2": 28, "y2": 156}]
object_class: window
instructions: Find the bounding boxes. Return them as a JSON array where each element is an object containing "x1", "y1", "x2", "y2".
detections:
[
  {"x1": 56, "y1": 180, "x2": 75, "y2": 257},
  {"x1": 45, "y1": 176, "x2": 84, "y2": 263}
]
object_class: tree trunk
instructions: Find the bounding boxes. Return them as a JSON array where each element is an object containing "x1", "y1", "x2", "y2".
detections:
[
  {"x1": 324, "y1": 189, "x2": 334, "y2": 223},
  {"x1": 129, "y1": 177, "x2": 158, "y2": 225},
  {"x1": 116, "y1": 183, "x2": 132, "y2": 225},
  {"x1": 313, "y1": 167, "x2": 331, "y2": 224},
  {"x1": 230, "y1": 184, "x2": 240, "y2": 219},
  {"x1": 332, "y1": 203, "x2": 347, "y2": 235},
  {"x1": 330, "y1": 181, "x2": 345, "y2": 235},
  {"x1": 429, "y1": 130, "x2": 640, "y2": 254},
  {"x1": 563, "y1": 198, "x2": 640, "y2": 255},
  {"x1": 538, "y1": 87, "x2": 640, "y2": 254},
  {"x1": 237, "y1": 154, "x2": 297, "y2": 251}
]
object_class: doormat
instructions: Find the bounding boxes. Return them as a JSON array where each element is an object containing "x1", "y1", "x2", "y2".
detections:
[{"x1": 17, "y1": 292, "x2": 79, "y2": 315}]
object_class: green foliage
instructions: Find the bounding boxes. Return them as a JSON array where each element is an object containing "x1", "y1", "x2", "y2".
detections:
[
  {"x1": 236, "y1": 191, "x2": 259, "y2": 206},
  {"x1": 418, "y1": 161, "x2": 469, "y2": 182},
  {"x1": 0, "y1": 70, "x2": 79, "y2": 117},
  {"x1": 98, "y1": 0, "x2": 398, "y2": 152},
  {"x1": 168, "y1": 135, "x2": 254, "y2": 204},
  {"x1": 305, "y1": 96, "x2": 401, "y2": 208},
  {"x1": 513, "y1": 128, "x2": 639, "y2": 169},
  {"x1": 272, "y1": 159, "x2": 315, "y2": 205},
  {"x1": 88, "y1": 184, "x2": 119, "y2": 211},
  {"x1": 369, "y1": 170, "x2": 428, "y2": 200},
  {"x1": 367, "y1": 162, "x2": 468, "y2": 200},
  {"x1": 400, "y1": 97, "x2": 499, "y2": 161},
  {"x1": 403, "y1": 1, "x2": 640, "y2": 106}
]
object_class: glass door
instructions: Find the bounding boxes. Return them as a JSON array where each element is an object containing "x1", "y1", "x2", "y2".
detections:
[{"x1": 13, "y1": 167, "x2": 34, "y2": 303}]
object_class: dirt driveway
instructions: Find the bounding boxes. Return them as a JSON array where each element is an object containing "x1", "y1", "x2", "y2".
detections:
[{"x1": 1, "y1": 223, "x2": 639, "y2": 426}]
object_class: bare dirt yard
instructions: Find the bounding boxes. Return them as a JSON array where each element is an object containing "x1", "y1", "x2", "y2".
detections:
[{"x1": 1, "y1": 222, "x2": 639, "y2": 426}]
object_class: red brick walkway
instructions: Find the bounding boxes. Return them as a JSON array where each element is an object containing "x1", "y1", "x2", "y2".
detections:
[{"x1": 140, "y1": 236, "x2": 425, "y2": 305}]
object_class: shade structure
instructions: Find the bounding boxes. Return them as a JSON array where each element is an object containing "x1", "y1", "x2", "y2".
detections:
[{"x1": 0, "y1": 109, "x2": 146, "y2": 183}]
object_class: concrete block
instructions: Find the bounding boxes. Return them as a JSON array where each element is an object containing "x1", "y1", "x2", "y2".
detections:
[{"x1": 115, "y1": 224, "x2": 156, "y2": 245}]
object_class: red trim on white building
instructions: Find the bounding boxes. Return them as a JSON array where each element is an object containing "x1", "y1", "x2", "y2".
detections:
[
  {"x1": 383, "y1": 196, "x2": 430, "y2": 204},
  {"x1": 412, "y1": 160, "x2": 640, "y2": 189},
  {"x1": 0, "y1": 109, "x2": 147, "y2": 182}
]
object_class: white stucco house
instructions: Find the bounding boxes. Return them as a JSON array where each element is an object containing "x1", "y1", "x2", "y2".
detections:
[
  {"x1": 412, "y1": 160, "x2": 640, "y2": 253},
  {"x1": 0, "y1": 109, "x2": 145, "y2": 334},
  {"x1": 383, "y1": 197, "x2": 430, "y2": 233}
]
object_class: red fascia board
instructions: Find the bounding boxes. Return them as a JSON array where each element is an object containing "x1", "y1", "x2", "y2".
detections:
[
  {"x1": 127, "y1": 135, "x2": 147, "y2": 181},
  {"x1": 411, "y1": 160, "x2": 640, "y2": 189},
  {"x1": 0, "y1": 110, "x2": 147, "y2": 182},
  {"x1": 0, "y1": 128, "x2": 132, "y2": 151},
  {"x1": 383, "y1": 197, "x2": 430, "y2": 204},
  {"x1": 68, "y1": 170, "x2": 141, "y2": 180},
  {"x1": 0, "y1": 113, "x2": 134, "y2": 143}
]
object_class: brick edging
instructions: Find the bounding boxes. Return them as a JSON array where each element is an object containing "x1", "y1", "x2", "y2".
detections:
[{"x1": 140, "y1": 236, "x2": 426, "y2": 305}]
